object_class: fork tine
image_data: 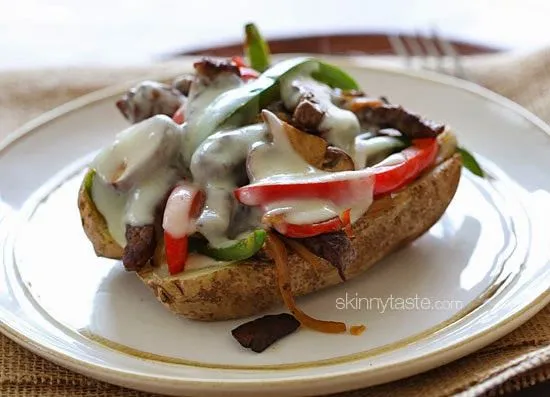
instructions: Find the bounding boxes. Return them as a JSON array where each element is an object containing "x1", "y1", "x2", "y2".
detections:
[
  {"x1": 418, "y1": 32, "x2": 444, "y2": 73},
  {"x1": 405, "y1": 32, "x2": 430, "y2": 69},
  {"x1": 404, "y1": 33, "x2": 426, "y2": 69},
  {"x1": 388, "y1": 34, "x2": 411, "y2": 68},
  {"x1": 432, "y1": 28, "x2": 466, "y2": 79}
]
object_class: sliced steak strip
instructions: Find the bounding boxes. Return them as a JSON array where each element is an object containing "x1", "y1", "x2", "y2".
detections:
[
  {"x1": 116, "y1": 81, "x2": 183, "y2": 124},
  {"x1": 292, "y1": 98, "x2": 325, "y2": 131},
  {"x1": 299, "y1": 231, "x2": 356, "y2": 281},
  {"x1": 231, "y1": 313, "x2": 300, "y2": 353},
  {"x1": 357, "y1": 104, "x2": 445, "y2": 139},
  {"x1": 193, "y1": 58, "x2": 240, "y2": 81},
  {"x1": 122, "y1": 224, "x2": 156, "y2": 271}
]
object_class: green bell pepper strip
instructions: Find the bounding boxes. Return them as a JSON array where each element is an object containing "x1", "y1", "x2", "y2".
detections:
[
  {"x1": 458, "y1": 147, "x2": 484, "y2": 177},
  {"x1": 183, "y1": 56, "x2": 359, "y2": 163},
  {"x1": 261, "y1": 56, "x2": 359, "y2": 90},
  {"x1": 183, "y1": 76, "x2": 274, "y2": 162},
  {"x1": 244, "y1": 23, "x2": 271, "y2": 72},
  {"x1": 312, "y1": 61, "x2": 360, "y2": 91},
  {"x1": 83, "y1": 168, "x2": 95, "y2": 196},
  {"x1": 193, "y1": 229, "x2": 267, "y2": 261}
]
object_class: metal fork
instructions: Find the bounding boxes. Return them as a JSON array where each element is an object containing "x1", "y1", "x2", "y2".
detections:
[{"x1": 388, "y1": 30, "x2": 467, "y2": 80}]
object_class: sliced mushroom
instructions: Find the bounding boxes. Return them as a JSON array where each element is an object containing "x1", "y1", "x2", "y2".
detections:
[
  {"x1": 252, "y1": 112, "x2": 357, "y2": 174},
  {"x1": 321, "y1": 147, "x2": 355, "y2": 172},
  {"x1": 247, "y1": 111, "x2": 320, "y2": 182},
  {"x1": 248, "y1": 111, "x2": 357, "y2": 183},
  {"x1": 283, "y1": 121, "x2": 328, "y2": 169}
]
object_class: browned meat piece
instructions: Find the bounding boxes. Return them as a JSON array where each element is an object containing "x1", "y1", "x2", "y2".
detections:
[
  {"x1": 299, "y1": 231, "x2": 356, "y2": 281},
  {"x1": 292, "y1": 98, "x2": 325, "y2": 131},
  {"x1": 357, "y1": 104, "x2": 445, "y2": 138},
  {"x1": 116, "y1": 81, "x2": 183, "y2": 124},
  {"x1": 264, "y1": 100, "x2": 292, "y2": 123},
  {"x1": 123, "y1": 225, "x2": 156, "y2": 271},
  {"x1": 193, "y1": 58, "x2": 240, "y2": 81},
  {"x1": 172, "y1": 74, "x2": 194, "y2": 96},
  {"x1": 231, "y1": 313, "x2": 300, "y2": 353}
]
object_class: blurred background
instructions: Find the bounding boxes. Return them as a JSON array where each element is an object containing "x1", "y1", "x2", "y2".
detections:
[{"x1": 1, "y1": 0, "x2": 548, "y2": 70}]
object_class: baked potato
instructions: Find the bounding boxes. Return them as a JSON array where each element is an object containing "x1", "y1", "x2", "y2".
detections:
[
  {"x1": 76, "y1": 23, "x2": 481, "y2": 336},
  {"x1": 78, "y1": 153, "x2": 461, "y2": 321}
]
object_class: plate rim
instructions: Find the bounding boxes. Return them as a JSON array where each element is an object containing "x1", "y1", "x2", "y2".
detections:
[{"x1": 2, "y1": 56, "x2": 550, "y2": 395}]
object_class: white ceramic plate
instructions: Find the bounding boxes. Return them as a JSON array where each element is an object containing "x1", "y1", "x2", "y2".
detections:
[{"x1": 1, "y1": 57, "x2": 550, "y2": 397}]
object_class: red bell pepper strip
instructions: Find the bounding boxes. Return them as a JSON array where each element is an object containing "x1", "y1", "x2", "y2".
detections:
[
  {"x1": 231, "y1": 56, "x2": 247, "y2": 68},
  {"x1": 235, "y1": 139, "x2": 436, "y2": 210},
  {"x1": 230, "y1": 56, "x2": 260, "y2": 81},
  {"x1": 266, "y1": 207, "x2": 353, "y2": 238},
  {"x1": 340, "y1": 208, "x2": 353, "y2": 238},
  {"x1": 239, "y1": 67, "x2": 260, "y2": 81},
  {"x1": 372, "y1": 138, "x2": 438, "y2": 197},
  {"x1": 162, "y1": 183, "x2": 205, "y2": 275},
  {"x1": 234, "y1": 171, "x2": 374, "y2": 207},
  {"x1": 273, "y1": 216, "x2": 343, "y2": 238},
  {"x1": 172, "y1": 104, "x2": 185, "y2": 124},
  {"x1": 164, "y1": 232, "x2": 189, "y2": 275}
]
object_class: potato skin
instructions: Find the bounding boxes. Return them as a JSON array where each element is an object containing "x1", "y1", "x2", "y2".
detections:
[
  {"x1": 77, "y1": 170, "x2": 124, "y2": 259},
  {"x1": 78, "y1": 155, "x2": 462, "y2": 321},
  {"x1": 140, "y1": 154, "x2": 462, "y2": 320}
]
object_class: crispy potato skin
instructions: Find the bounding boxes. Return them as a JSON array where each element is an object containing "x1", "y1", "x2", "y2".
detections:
[
  {"x1": 77, "y1": 171, "x2": 124, "y2": 259},
  {"x1": 78, "y1": 154, "x2": 462, "y2": 321}
]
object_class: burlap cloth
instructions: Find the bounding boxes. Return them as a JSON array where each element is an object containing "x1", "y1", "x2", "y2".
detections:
[{"x1": 1, "y1": 48, "x2": 550, "y2": 397}]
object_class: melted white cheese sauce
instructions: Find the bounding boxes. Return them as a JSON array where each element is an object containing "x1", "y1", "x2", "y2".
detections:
[
  {"x1": 89, "y1": 64, "x2": 378, "y2": 259},
  {"x1": 182, "y1": 73, "x2": 244, "y2": 164},
  {"x1": 353, "y1": 135, "x2": 406, "y2": 169},
  {"x1": 263, "y1": 199, "x2": 339, "y2": 224},
  {"x1": 91, "y1": 74, "x2": 253, "y2": 249},
  {"x1": 91, "y1": 115, "x2": 183, "y2": 246},
  {"x1": 190, "y1": 123, "x2": 269, "y2": 247},
  {"x1": 162, "y1": 184, "x2": 201, "y2": 239},
  {"x1": 91, "y1": 175, "x2": 127, "y2": 246},
  {"x1": 92, "y1": 115, "x2": 181, "y2": 189},
  {"x1": 183, "y1": 253, "x2": 232, "y2": 272},
  {"x1": 124, "y1": 167, "x2": 180, "y2": 225},
  {"x1": 250, "y1": 110, "x2": 373, "y2": 225},
  {"x1": 280, "y1": 71, "x2": 361, "y2": 156},
  {"x1": 248, "y1": 111, "x2": 325, "y2": 182}
]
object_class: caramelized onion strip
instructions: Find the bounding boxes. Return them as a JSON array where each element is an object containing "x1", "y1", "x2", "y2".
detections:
[
  {"x1": 266, "y1": 232, "x2": 347, "y2": 334},
  {"x1": 340, "y1": 208, "x2": 354, "y2": 239},
  {"x1": 282, "y1": 238, "x2": 327, "y2": 269}
]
